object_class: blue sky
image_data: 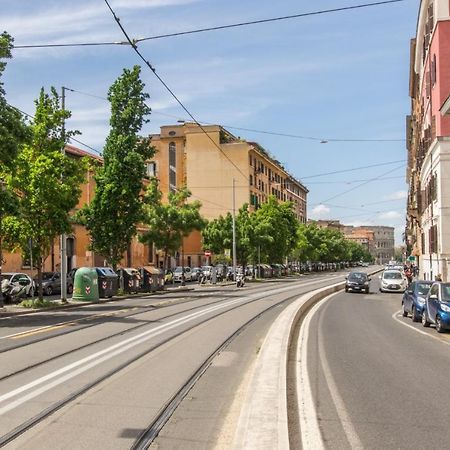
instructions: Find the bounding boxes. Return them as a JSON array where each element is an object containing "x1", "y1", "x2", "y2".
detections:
[{"x1": 3, "y1": 0, "x2": 419, "y2": 244}]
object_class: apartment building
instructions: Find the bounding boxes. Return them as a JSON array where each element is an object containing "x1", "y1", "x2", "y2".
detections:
[
  {"x1": 149, "y1": 122, "x2": 308, "y2": 266},
  {"x1": 2, "y1": 145, "x2": 151, "y2": 274},
  {"x1": 406, "y1": 0, "x2": 450, "y2": 280}
]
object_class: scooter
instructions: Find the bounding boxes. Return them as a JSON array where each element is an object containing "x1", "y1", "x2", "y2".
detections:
[
  {"x1": 236, "y1": 273, "x2": 245, "y2": 288},
  {"x1": 1, "y1": 278, "x2": 30, "y2": 304}
]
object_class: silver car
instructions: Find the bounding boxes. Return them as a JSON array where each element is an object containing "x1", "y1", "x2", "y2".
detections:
[{"x1": 379, "y1": 270, "x2": 408, "y2": 293}]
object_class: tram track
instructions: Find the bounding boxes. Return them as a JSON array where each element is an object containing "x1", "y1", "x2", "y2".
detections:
[{"x1": 0, "y1": 276, "x2": 344, "y2": 448}]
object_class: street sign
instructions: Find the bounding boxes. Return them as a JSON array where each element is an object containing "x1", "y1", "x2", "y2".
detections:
[{"x1": 204, "y1": 250, "x2": 211, "y2": 257}]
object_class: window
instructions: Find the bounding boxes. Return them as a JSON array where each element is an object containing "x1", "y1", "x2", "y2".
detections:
[
  {"x1": 146, "y1": 162, "x2": 157, "y2": 178},
  {"x1": 431, "y1": 54, "x2": 437, "y2": 86},
  {"x1": 169, "y1": 142, "x2": 176, "y2": 192},
  {"x1": 250, "y1": 174, "x2": 253, "y2": 186}
]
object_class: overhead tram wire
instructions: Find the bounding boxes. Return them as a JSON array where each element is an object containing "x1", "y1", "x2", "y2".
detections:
[
  {"x1": 65, "y1": 87, "x2": 406, "y2": 144},
  {"x1": 103, "y1": 0, "x2": 250, "y2": 183},
  {"x1": 316, "y1": 163, "x2": 405, "y2": 205},
  {"x1": 7, "y1": 103, "x2": 103, "y2": 156},
  {"x1": 14, "y1": 0, "x2": 405, "y2": 50}
]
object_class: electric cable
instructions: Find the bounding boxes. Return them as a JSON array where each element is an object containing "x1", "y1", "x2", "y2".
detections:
[
  {"x1": 65, "y1": 87, "x2": 406, "y2": 144},
  {"x1": 102, "y1": 0, "x2": 253, "y2": 183},
  {"x1": 6, "y1": 103, "x2": 103, "y2": 155},
  {"x1": 14, "y1": 0, "x2": 405, "y2": 49}
]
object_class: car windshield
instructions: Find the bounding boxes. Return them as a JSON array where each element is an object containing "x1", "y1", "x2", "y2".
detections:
[
  {"x1": 40, "y1": 273, "x2": 55, "y2": 280},
  {"x1": 174, "y1": 267, "x2": 183, "y2": 273},
  {"x1": 441, "y1": 284, "x2": 450, "y2": 302},
  {"x1": 417, "y1": 283, "x2": 432, "y2": 296},
  {"x1": 348, "y1": 273, "x2": 367, "y2": 281},
  {"x1": 383, "y1": 272, "x2": 402, "y2": 280}
]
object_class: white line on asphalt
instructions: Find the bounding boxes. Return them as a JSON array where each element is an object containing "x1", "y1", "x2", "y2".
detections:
[
  {"x1": 0, "y1": 275, "x2": 345, "y2": 339},
  {"x1": 0, "y1": 280, "x2": 337, "y2": 415},
  {"x1": 391, "y1": 310, "x2": 450, "y2": 345},
  {"x1": 318, "y1": 296, "x2": 364, "y2": 449},
  {"x1": 297, "y1": 298, "x2": 326, "y2": 450}
]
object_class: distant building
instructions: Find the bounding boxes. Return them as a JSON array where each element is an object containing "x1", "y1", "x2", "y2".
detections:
[
  {"x1": 149, "y1": 122, "x2": 309, "y2": 267},
  {"x1": 405, "y1": 0, "x2": 450, "y2": 280}
]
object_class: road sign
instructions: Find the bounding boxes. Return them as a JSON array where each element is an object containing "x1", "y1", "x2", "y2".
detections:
[{"x1": 204, "y1": 250, "x2": 211, "y2": 257}]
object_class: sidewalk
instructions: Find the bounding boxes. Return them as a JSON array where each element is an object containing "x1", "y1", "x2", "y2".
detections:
[{"x1": 0, "y1": 284, "x2": 196, "y2": 318}]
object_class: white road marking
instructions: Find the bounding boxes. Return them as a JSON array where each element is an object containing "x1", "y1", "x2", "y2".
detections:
[
  {"x1": 391, "y1": 310, "x2": 450, "y2": 345},
  {"x1": 297, "y1": 299, "x2": 326, "y2": 449},
  {"x1": 318, "y1": 297, "x2": 364, "y2": 449},
  {"x1": 0, "y1": 279, "x2": 343, "y2": 415}
]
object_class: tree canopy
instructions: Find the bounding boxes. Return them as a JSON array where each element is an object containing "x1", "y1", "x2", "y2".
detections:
[{"x1": 78, "y1": 66, "x2": 154, "y2": 270}]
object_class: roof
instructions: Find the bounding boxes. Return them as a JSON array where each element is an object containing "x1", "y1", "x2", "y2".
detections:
[{"x1": 65, "y1": 144, "x2": 103, "y2": 162}]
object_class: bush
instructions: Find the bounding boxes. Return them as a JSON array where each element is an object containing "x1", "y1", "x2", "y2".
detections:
[{"x1": 19, "y1": 299, "x2": 58, "y2": 309}]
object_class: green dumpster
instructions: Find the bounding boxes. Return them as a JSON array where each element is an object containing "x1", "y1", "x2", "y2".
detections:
[{"x1": 72, "y1": 267, "x2": 99, "y2": 302}]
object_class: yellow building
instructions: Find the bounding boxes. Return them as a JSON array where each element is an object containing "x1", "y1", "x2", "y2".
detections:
[{"x1": 149, "y1": 122, "x2": 308, "y2": 267}]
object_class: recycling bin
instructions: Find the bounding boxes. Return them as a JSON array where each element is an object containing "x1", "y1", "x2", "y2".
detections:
[
  {"x1": 119, "y1": 268, "x2": 140, "y2": 294},
  {"x1": 95, "y1": 267, "x2": 119, "y2": 298},
  {"x1": 137, "y1": 267, "x2": 153, "y2": 293},
  {"x1": 72, "y1": 267, "x2": 99, "y2": 302}
]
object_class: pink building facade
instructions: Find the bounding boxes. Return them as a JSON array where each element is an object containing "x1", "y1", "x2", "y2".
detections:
[{"x1": 406, "y1": 0, "x2": 450, "y2": 280}]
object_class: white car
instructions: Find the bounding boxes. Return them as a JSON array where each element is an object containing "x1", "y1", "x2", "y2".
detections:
[
  {"x1": 173, "y1": 267, "x2": 192, "y2": 282},
  {"x1": 379, "y1": 270, "x2": 408, "y2": 293}
]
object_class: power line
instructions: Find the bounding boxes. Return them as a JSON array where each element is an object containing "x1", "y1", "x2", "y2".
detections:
[
  {"x1": 103, "y1": 0, "x2": 250, "y2": 183},
  {"x1": 14, "y1": 0, "x2": 405, "y2": 49},
  {"x1": 301, "y1": 160, "x2": 405, "y2": 179},
  {"x1": 8, "y1": 103, "x2": 103, "y2": 155},
  {"x1": 306, "y1": 175, "x2": 405, "y2": 184},
  {"x1": 64, "y1": 87, "x2": 406, "y2": 144},
  {"x1": 317, "y1": 163, "x2": 405, "y2": 204}
]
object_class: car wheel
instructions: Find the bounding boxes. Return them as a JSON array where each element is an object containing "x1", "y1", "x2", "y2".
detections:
[
  {"x1": 422, "y1": 309, "x2": 430, "y2": 328},
  {"x1": 411, "y1": 305, "x2": 419, "y2": 322},
  {"x1": 345, "y1": 287, "x2": 348, "y2": 292},
  {"x1": 45, "y1": 286, "x2": 53, "y2": 296},
  {"x1": 67, "y1": 284, "x2": 73, "y2": 295},
  {"x1": 436, "y1": 315, "x2": 445, "y2": 333},
  {"x1": 402, "y1": 303, "x2": 408, "y2": 317},
  {"x1": 365, "y1": 288, "x2": 369, "y2": 294}
]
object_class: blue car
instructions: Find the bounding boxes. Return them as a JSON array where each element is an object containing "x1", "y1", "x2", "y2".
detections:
[
  {"x1": 402, "y1": 280, "x2": 433, "y2": 322},
  {"x1": 422, "y1": 282, "x2": 450, "y2": 333}
]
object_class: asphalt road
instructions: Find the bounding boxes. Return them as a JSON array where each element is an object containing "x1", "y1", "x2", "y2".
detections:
[
  {"x1": 304, "y1": 275, "x2": 450, "y2": 449},
  {"x1": 0, "y1": 272, "x2": 346, "y2": 449}
]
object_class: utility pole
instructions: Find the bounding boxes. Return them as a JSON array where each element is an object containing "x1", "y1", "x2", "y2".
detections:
[
  {"x1": 0, "y1": 179, "x2": 4, "y2": 308},
  {"x1": 232, "y1": 178, "x2": 237, "y2": 281},
  {"x1": 60, "y1": 86, "x2": 68, "y2": 303}
]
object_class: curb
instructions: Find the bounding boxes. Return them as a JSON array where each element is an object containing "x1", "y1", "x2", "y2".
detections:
[
  {"x1": 0, "y1": 286, "x2": 195, "y2": 318},
  {"x1": 232, "y1": 268, "x2": 382, "y2": 449}
]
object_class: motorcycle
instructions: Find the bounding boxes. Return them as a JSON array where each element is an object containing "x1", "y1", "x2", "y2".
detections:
[
  {"x1": 1, "y1": 277, "x2": 31, "y2": 303},
  {"x1": 236, "y1": 272, "x2": 245, "y2": 288}
]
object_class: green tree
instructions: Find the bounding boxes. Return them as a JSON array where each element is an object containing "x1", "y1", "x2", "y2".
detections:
[
  {"x1": 78, "y1": 66, "x2": 154, "y2": 270},
  {"x1": 3, "y1": 88, "x2": 86, "y2": 300},
  {"x1": 202, "y1": 213, "x2": 233, "y2": 256},
  {"x1": 254, "y1": 197, "x2": 298, "y2": 263},
  {"x1": 140, "y1": 179, "x2": 206, "y2": 271},
  {"x1": 0, "y1": 32, "x2": 31, "y2": 305}
]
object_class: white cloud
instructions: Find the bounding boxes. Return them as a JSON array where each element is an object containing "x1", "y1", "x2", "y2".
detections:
[
  {"x1": 384, "y1": 190, "x2": 407, "y2": 201},
  {"x1": 309, "y1": 204, "x2": 331, "y2": 219},
  {"x1": 378, "y1": 211, "x2": 402, "y2": 220}
]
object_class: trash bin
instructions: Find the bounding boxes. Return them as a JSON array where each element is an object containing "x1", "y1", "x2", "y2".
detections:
[
  {"x1": 95, "y1": 267, "x2": 119, "y2": 298},
  {"x1": 146, "y1": 267, "x2": 163, "y2": 291},
  {"x1": 119, "y1": 268, "x2": 140, "y2": 294},
  {"x1": 72, "y1": 267, "x2": 99, "y2": 302},
  {"x1": 137, "y1": 267, "x2": 153, "y2": 293}
]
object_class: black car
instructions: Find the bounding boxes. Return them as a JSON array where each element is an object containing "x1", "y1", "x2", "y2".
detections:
[{"x1": 345, "y1": 271, "x2": 371, "y2": 294}]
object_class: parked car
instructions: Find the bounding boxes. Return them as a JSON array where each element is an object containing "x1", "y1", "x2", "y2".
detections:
[
  {"x1": 402, "y1": 280, "x2": 433, "y2": 322},
  {"x1": 345, "y1": 271, "x2": 371, "y2": 294},
  {"x1": 173, "y1": 266, "x2": 192, "y2": 282},
  {"x1": 379, "y1": 270, "x2": 408, "y2": 293},
  {"x1": 191, "y1": 267, "x2": 203, "y2": 281},
  {"x1": 33, "y1": 271, "x2": 74, "y2": 295},
  {"x1": 1, "y1": 272, "x2": 34, "y2": 303},
  {"x1": 422, "y1": 282, "x2": 450, "y2": 332}
]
